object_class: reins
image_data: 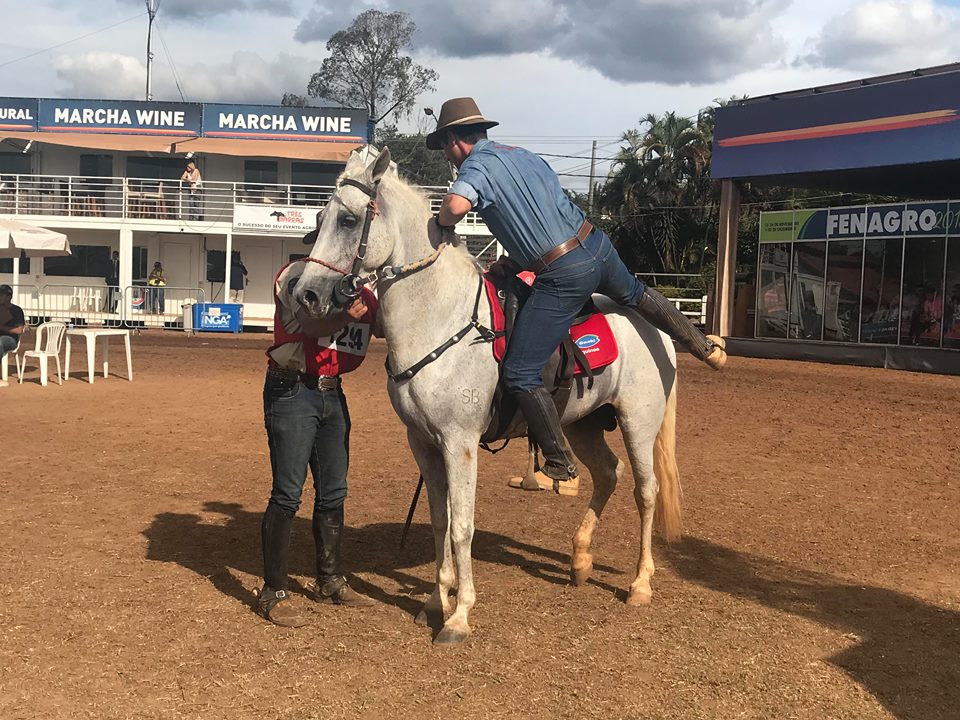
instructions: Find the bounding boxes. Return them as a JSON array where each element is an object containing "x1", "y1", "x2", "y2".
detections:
[{"x1": 308, "y1": 174, "x2": 500, "y2": 383}]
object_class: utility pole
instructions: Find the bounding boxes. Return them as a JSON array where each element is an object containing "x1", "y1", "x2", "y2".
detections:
[
  {"x1": 587, "y1": 139, "x2": 597, "y2": 214},
  {"x1": 145, "y1": 0, "x2": 159, "y2": 101}
]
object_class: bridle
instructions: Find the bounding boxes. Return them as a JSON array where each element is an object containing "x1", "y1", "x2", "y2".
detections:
[
  {"x1": 308, "y1": 176, "x2": 451, "y2": 307},
  {"x1": 304, "y1": 174, "x2": 500, "y2": 383}
]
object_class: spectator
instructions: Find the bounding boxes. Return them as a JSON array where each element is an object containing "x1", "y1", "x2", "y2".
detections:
[
  {"x1": 147, "y1": 261, "x2": 166, "y2": 314},
  {"x1": 230, "y1": 252, "x2": 248, "y2": 304},
  {"x1": 180, "y1": 160, "x2": 202, "y2": 221},
  {"x1": 104, "y1": 250, "x2": 120, "y2": 314},
  {"x1": 0, "y1": 284, "x2": 25, "y2": 388}
]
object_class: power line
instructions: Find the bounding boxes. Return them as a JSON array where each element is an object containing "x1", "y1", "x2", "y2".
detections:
[
  {"x1": 0, "y1": 12, "x2": 147, "y2": 71},
  {"x1": 154, "y1": 21, "x2": 186, "y2": 101}
]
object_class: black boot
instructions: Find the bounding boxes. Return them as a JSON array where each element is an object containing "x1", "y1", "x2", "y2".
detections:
[
  {"x1": 514, "y1": 387, "x2": 580, "y2": 496},
  {"x1": 311, "y1": 507, "x2": 373, "y2": 607},
  {"x1": 634, "y1": 287, "x2": 727, "y2": 369},
  {"x1": 258, "y1": 504, "x2": 306, "y2": 626}
]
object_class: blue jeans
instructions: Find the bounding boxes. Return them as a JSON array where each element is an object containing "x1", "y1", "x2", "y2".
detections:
[
  {"x1": 502, "y1": 228, "x2": 646, "y2": 391},
  {"x1": 1, "y1": 334, "x2": 18, "y2": 360},
  {"x1": 263, "y1": 372, "x2": 351, "y2": 516}
]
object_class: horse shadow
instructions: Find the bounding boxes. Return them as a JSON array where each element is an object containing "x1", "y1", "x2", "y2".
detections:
[
  {"x1": 663, "y1": 536, "x2": 960, "y2": 720},
  {"x1": 142, "y1": 500, "x2": 625, "y2": 619}
]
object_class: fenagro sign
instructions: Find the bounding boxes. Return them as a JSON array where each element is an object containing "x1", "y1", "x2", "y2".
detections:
[
  {"x1": 760, "y1": 201, "x2": 960, "y2": 243},
  {"x1": 233, "y1": 204, "x2": 319, "y2": 235}
]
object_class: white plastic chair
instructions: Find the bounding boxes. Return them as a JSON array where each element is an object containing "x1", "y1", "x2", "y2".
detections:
[{"x1": 18, "y1": 321, "x2": 67, "y2": 387}]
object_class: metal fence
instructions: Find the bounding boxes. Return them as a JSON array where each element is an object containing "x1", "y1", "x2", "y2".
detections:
[
  {"x1": 8, "y1": 283, "x2": 203, "y2": 331},
  {"x1": 122, "y1": 286, "x2": 205, "y2": 331}
]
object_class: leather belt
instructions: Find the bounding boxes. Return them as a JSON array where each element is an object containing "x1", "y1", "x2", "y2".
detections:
[
  {"x1": 528, "y1": 220, "x2": 593, "y2": 274},
  {"x1": 266, "y1": 366, "x2": 341, "y2": 391}
]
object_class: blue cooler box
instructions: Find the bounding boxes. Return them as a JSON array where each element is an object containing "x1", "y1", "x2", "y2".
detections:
[{"x1": 193, "y1": 303, "x2": 243, "y2": 333}]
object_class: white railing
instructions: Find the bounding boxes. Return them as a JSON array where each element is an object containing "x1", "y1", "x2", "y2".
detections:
[
  {"x1": 0, "y1": 173, "x2": 485, "y2": 227},
  {"x1": 673, "y1": 296, "x2": 709, "y2": 325}
]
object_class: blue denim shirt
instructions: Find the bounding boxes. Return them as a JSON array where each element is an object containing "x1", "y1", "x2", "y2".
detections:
[{"x1": 449, "y1": 139, "x2": 586, "y2": 268}]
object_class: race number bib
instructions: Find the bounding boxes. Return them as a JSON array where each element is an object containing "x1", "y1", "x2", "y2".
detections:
[{"x1": 325, "y1": 322, "x2": 371, "y2": 357}]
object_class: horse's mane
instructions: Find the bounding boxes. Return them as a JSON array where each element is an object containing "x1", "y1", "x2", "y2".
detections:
[{"x1": 338, "y1": 153, "x2": 483, "y2": 273}]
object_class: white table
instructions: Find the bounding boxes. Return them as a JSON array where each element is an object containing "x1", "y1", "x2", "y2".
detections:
[{"x1": 65, "y1": 328, "x2": 133, "y2": 384}]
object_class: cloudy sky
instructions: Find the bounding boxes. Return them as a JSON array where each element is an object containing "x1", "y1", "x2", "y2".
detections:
[{"x1": 1, "y1": 0, "x2": 958, "y2": 189}]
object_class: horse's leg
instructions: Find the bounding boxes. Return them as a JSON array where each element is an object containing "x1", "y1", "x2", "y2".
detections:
[
  {"x1": 565, "y1": 414, "x2": 624, "y2": 586},
  {"x1": 434, "y1": 441, "x2": 479, "y2": 645},
  {"x1": 617, "y1": 408, "x2": 663, "y2": 606},
  {"x1": 407, "y1": 430, "x2": 456, "y2": 628}
]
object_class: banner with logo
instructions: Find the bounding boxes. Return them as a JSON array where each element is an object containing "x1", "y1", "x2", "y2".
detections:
[
  {"x1": 760, "y1": 201, "x2": 960, "y2": 243},
  {"x1": 233, "y1": 203, "x2": 320, "y2": 235}
]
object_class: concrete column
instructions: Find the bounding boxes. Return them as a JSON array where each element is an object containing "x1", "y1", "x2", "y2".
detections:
[
  {"x1": 119, "y1": 227, "x2": 134, "y2": 305},
  {"x1": 714, "y1": 179, "x2": 741, "y2": 337},
  {"x1": 224, "y1": 232, "x2": 232, "y2": 304},
  {"x1": 11, "y1": 257, "x2": 19, "y2": 303}
]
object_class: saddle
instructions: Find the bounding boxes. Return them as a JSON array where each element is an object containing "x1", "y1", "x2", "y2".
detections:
[{"x1": 480, "y1": 270, "x2": 619, "y2": 446}]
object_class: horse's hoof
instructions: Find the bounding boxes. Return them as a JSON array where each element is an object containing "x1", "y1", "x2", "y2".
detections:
[
  {"x1": 434, "y1": 626, "x2": 470, "y2": 646},
  {"x1": 570, "y1": 558, "x2": 593, "y2": 586},
  {"x1": 626, "y1": 588, "x2": 652, "y2": 606}
]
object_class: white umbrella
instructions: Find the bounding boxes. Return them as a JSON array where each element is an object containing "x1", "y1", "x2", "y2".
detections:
[{"x1": 0, "y1": 218, "x2": 71, "y2": 258}]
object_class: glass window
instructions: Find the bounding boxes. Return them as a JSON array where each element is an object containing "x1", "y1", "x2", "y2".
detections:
[
  {"x1": 44, "y1": 245, "x2": 111, "y2": 277},
  {"x1": 0, "y1": 251, "x2": 30, "y2": 274},
  {"x1": 291, "y1": 161, "x2": 341, "y2": 206},
  {"x1": 206, "y1": 250, "x2": 225, "y2": 282},
  {"x1": 861, "y1": 238, "x2": 903, "y2": 344},
  {"x1": 900, "y1": 237, "x2": 945, "y2": 347},
  {"x1": 788, "y1": 241, "x2": 826, "y2": 340},
  {"x1": 244, "y1": 160, "x2": 278, "y2": 185},
  {"x1": 755, "y1": 243, "x2": 790, "y2": 338},
  {"x1": 132, "y1": 246, "x2": 148, "y2": 282},
  {"x1": 0, "y1": 152, "x2": 31, "y2": 175},
  {"x1": 80, "y1": 154, "x2": 113, "y2": 177},
  {"x1": 824, "y1": 240, "x2": 863, "y2": 341},
  {"x1": 127, "y1": 157, "x2": 189, "y2": 181},
  {"x1": 942, "y1": 237, "x2": 960, "y2": 349}
]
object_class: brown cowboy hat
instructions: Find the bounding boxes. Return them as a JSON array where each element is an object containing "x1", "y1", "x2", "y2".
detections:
[{"x1": 425, "y1": 97, "x2": 499, "y2": 150}]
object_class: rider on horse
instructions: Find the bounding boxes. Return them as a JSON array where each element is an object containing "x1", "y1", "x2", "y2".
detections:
[{"x1": 429, "y1": 97, "x2": 726, "y2": 497}]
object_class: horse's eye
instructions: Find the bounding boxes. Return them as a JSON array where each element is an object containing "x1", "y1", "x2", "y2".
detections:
[{"x1": 339, "y1": 213, "x2": 358, "y2": 229}]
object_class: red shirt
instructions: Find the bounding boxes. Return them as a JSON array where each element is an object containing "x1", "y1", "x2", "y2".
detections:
[{"x1": 266, "y1": 260, "x2": 378, "y2": 377}]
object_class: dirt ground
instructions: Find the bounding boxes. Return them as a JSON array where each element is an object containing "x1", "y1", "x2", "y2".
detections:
[{"x1": 2, "y1": 330, "x2": 959, "y2": 720}]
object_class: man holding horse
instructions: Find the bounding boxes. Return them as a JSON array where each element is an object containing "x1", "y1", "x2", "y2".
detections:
[
  {"x1": 428, "y1": 97, "x2": 726, "y2": 496},
  {"x1": 257, "y1": 257, "x2": 378, "y2": 627}
]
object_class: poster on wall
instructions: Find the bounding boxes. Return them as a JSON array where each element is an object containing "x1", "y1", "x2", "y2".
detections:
[{"x1": 232, "y1": 204, "x2": 321, "y2": 235}]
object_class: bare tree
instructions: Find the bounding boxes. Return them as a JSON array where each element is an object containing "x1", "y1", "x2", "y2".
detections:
[{"x1": 305, "y1": 10, "x2": 438, "y2": 131}]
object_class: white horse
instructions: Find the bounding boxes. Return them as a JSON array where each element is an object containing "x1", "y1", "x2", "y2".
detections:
[{"x1": 295, "y1": 148, "x2": 682, "y2": 645}]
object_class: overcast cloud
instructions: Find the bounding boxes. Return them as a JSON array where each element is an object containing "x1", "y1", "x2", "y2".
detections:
[
  {"x1": 53, "y1": 50, "x2": 316, "y2": 104},
  {"x1": 800, "y1": 0, "x2": 960, "y2": 72},
  {"x1": 294, "y1": 0, "x2": 791, "y2": 85},
  {"x1": 118, "y1": 0, "x2": 296, "y2": 20}
]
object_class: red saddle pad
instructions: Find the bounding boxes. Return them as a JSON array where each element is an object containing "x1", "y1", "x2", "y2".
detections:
[{"x1": 484, "y1": 275, "x2": 619, "y2": 373}]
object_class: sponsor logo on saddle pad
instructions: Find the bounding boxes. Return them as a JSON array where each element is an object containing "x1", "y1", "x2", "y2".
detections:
[{"x1": 575, "y1": 334, "x2": 601, "y2": 350}]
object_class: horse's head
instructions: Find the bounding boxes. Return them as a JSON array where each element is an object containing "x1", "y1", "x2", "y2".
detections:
[{"x1": 294, "y1": 147, "x2": 395, "y2": 317}]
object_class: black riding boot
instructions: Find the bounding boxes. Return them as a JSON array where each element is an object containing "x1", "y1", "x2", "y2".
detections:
[
  {"x1": 514, "y1": 387, "x2": 580, "y2": 496},
  {"x1": 312, "y1": 507, "x2": 372, "y2": 606},
  {"x1": 258, "y1": 503, "x2": 305, "y2": 626},
  {"x1": 634, "y1": 287, "x2": 726, "y2": 369}
]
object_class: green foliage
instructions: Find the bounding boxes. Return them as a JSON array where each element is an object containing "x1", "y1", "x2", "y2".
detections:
[
  {"x1": 374, "y1": 123, "x2": 455, "y2": 186},
  {"x1": 304, "y1": 10, "x2": 438, "y2": 131}
]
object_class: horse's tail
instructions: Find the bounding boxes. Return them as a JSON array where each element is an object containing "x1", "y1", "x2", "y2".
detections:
[{"x1": 653, "y1": 377, "x2": 683, "y2": 542}]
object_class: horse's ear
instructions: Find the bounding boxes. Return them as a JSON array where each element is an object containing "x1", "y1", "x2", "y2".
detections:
[{"x1": 371, "y1": 146, "x2": 392, "y2": 182}]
